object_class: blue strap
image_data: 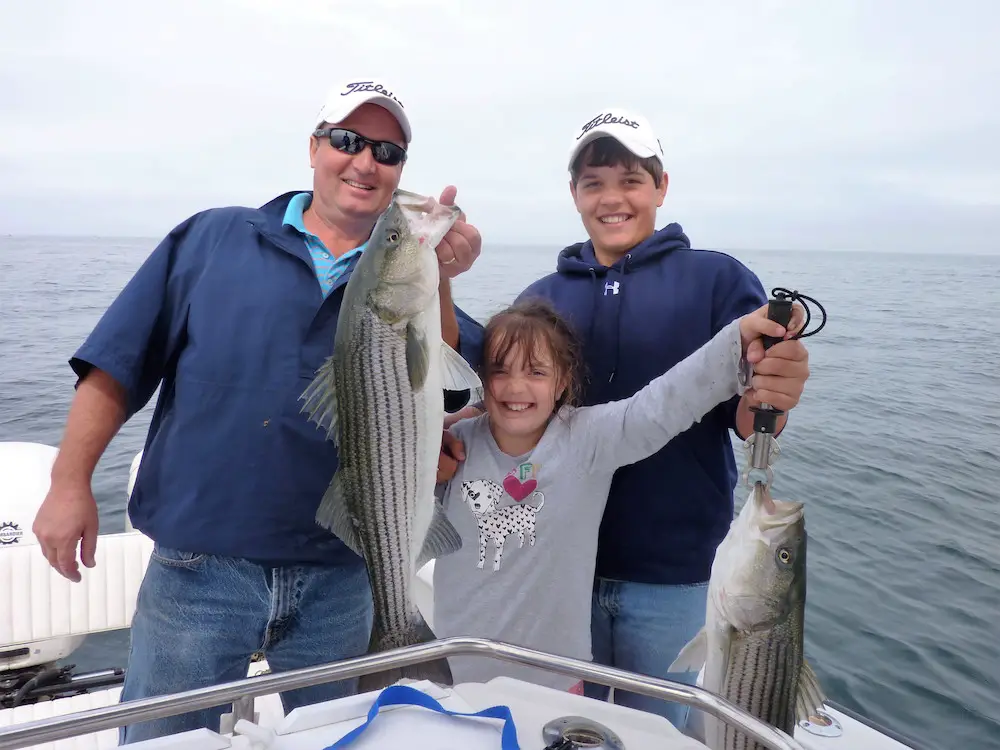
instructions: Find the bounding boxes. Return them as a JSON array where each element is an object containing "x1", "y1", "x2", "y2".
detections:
[{"x1": 323, "y1": 684, "x2": 520, "y2": 750}]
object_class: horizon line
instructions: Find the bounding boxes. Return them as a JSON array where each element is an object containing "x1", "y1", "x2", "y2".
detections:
[{"x1": 0, "y1": 233, "x2": 998, "y2": 257}]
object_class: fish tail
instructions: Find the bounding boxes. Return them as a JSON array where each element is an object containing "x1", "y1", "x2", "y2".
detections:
[{"x1": 357, "y1": 613, "x2": 452, "y2": 694}]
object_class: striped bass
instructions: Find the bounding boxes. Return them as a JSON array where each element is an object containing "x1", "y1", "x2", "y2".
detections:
[
  {"x1": 301, "y1": 189, "x2": 482, "y2": 692},
  {"x1": 670, "y1": 482, "x2": 827, "y2": 749}
]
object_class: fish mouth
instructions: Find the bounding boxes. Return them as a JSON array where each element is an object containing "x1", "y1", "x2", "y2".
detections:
[
  {"x1": 393, "y1": 189, "x2": 461, "y2": 248},
  {"x1": 751, "y1": 484, "x2": 804, "y2": 528}
]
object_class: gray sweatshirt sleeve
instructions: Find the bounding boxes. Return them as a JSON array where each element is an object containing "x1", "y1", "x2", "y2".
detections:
[{"x1": 569, "y1": 319, "x2": 747, "y2": 473}]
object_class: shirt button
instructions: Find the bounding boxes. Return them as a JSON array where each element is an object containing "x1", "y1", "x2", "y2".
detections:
[{"x1": 321, "y1": 252, "x2": 330, "y2": 259}]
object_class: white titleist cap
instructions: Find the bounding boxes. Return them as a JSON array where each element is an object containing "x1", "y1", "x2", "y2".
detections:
[
  {"x1": 568, "y1": 108, "x2": 664, "y2": 169},
  {"x1": 314, "y1": 79, "x2": 412, "y2": 144}
]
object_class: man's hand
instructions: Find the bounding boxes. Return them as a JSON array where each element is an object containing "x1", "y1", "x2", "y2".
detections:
[
  {"x1": 32, "y1": 480, "x2": 100, "y2": 582},
  {"x1": 435, "y1": 186, "x2": 481, "y2": 279},
  {"x1": 437, "y1": 429, "x2": 466, "y2": 483}
]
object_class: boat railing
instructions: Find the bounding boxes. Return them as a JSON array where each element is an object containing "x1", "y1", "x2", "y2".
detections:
[{"x1": 0, "y1": 637, "x2": 807, "y2": 750}]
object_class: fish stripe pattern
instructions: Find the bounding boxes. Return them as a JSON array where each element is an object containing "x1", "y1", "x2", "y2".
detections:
[
  {"x1": 724, "y1": 629, "x2": 801, "y2": 750},
  {"x1": 342, "y1": 308, "x2": 423, "y2": 644}
]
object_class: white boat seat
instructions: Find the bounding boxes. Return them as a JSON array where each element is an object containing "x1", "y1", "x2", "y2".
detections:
[
  {"x1": 0, "y1": 688, "x2": 122, "y2": 750},
  {"x1": 0, "y1": 531, "x2": 154, "y2": 655}
]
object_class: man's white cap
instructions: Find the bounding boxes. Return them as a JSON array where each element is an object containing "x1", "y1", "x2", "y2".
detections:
[
  {"x1": 314, "y1": 79, "x2": 412, "y2": 144},
  {"x1": 567, "y1": 108, "x2": 664, "y2": 169}
]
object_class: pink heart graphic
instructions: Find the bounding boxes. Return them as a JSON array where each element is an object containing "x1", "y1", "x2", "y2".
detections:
[{"x1": 503, "y1": 475, "x2": 537, "y2": 502}]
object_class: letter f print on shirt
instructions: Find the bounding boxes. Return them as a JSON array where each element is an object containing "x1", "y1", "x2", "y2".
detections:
[{"x1": 460, "y1": 462, "x2": 544, "y2": 572}]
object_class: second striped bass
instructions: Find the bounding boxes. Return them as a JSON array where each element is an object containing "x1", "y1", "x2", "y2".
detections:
[{"x1": 670, "y1": 482, "x2": 827, "y2": 749}]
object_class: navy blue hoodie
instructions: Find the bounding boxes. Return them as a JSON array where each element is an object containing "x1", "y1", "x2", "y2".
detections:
[{"x1": 515, "y1": 223, "x2": 767, "y2": 585}]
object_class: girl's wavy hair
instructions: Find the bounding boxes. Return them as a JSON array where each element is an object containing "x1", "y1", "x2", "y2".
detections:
[{"x1": 480, "y1": 297, "x2": 585, "y2": 411}]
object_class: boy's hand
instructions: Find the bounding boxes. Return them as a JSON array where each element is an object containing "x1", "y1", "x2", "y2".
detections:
[{"x1": 738, "y1": 302, "x2": 810, "y2": 413}]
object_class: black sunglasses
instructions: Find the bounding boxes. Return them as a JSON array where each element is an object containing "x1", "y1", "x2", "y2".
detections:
[{"x1": 313, "y1": 127, "x2": 407, "y2": 166}]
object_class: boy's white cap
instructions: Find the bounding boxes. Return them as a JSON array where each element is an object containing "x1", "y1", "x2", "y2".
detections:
[
  {"x1": 568, "y1": 108, "x2": 664, "y2": 169},
  {"x1": 314, "y1": 79, "x2": 412, "y2": 144}
]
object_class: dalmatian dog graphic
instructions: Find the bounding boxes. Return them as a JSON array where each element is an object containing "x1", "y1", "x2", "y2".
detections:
[{"x1": 461, "y1": 476, "x2": 545, "y2": 572}]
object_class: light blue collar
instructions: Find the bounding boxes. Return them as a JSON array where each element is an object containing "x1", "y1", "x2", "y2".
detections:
[{"x1": 282, "y1": 192, "x2": 312, "y2": 233}]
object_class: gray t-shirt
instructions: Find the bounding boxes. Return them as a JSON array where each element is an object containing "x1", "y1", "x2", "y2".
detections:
[{"x1": 432, "y1": 319, "x2": 746, "y2": 690}]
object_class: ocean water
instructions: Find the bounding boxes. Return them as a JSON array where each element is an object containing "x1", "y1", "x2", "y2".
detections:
[{"x1": 1, "y1": 235, "x2": 997, "y2": 748}]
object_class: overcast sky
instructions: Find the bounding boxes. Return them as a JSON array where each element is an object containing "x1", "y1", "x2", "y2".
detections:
[{"x1": 1, "y1": 0, "x2": 997, "y2": 253}]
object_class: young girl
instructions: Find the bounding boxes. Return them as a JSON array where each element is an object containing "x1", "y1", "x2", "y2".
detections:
[{"x1": 431, "y1": 297, "x2": 799, "y2": 692}]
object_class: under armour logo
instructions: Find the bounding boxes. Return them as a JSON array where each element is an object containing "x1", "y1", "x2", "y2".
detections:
[{"x1": 604, "y1": 281, "x2": 620, "y2": 296}]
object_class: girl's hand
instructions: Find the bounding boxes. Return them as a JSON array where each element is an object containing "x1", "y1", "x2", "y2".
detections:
[
  {"x1": 738, "y1": 302, "x2": 810, "y2": 412},
  {"x1": 738, "y1": 302, "x2": 805, "y2": 360}
]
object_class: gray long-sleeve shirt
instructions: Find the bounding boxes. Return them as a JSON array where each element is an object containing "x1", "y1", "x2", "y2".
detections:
[{"x1": 431, "y1": 318, "x2": 747, "y2": 690}]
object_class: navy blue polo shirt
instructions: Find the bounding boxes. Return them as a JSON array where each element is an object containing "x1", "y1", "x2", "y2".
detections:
[{"x1": 70, "y1": 191, "x2": 484, "y2": 565}]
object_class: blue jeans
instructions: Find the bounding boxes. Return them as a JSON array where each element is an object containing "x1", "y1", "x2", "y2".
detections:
[
  {"x1": 119, "y1": 545, "x2": 373, "y2": 744},
  {"x1": 584, "y1": 577, "x2": 708, "y2": 731}
]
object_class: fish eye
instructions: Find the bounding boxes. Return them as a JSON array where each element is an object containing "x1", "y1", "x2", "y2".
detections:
[
  {"x1": 777, "y1": 548, "x2": 793, "y2": 565},
  {"x1": 387, "y1": 230, "x2": 400, "y2": 243}
]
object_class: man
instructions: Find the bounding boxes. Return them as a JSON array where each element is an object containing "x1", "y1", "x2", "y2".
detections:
[
  {"x1": 31, "y1": 79, "x2": 485, "y2": 743},
  {"x1": 442, "y1": 108, "x2": 810, "y2": 730}
]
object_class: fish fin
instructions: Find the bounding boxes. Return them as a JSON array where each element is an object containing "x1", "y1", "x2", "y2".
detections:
[
  {"x1": 357, "y1": 614, "x2": 452, "y2": 693},
  {"x1": 795, "y1": 659, "x2": 828, "y2": 721},
  {"x1": 440, "y1": 341, "x2": 483, "y2": 395},
  {"x1": 406, "y1": 322, "x2": 430, "y2": 390},
  {"x1": 299, "y1": 355, "x2": 340, "y2": 443},
  {"x1": 416, "y1": 499, "x2": 463, "y2": 568},
  {"x1": 314, "y1": 471, "x2": 364, "y2": 558},
  {"x1": 668, "y1": 627, "x2": 708, "y2": 673}
]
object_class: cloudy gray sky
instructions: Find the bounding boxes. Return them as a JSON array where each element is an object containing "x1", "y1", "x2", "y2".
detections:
[{"x1": 1, "y1": 0, "x2": 997, "y2": 253}]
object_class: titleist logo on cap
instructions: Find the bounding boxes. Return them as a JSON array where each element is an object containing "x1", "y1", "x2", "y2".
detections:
[
  {"x1": 577, "y1": 113, "x2": 640, "y2": 140},
  {"x1": 341, "y1": 81, "x2": 404, "y2": 108}
]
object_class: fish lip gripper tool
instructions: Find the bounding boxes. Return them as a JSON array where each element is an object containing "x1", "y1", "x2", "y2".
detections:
[{"x1": 741, "y1": 287, "x2": 828, "y2": 491}]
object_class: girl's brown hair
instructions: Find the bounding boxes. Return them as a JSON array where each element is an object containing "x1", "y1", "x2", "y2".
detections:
[{"x1": 480, "y1": 297, "x2": 585, "y2": 411}]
